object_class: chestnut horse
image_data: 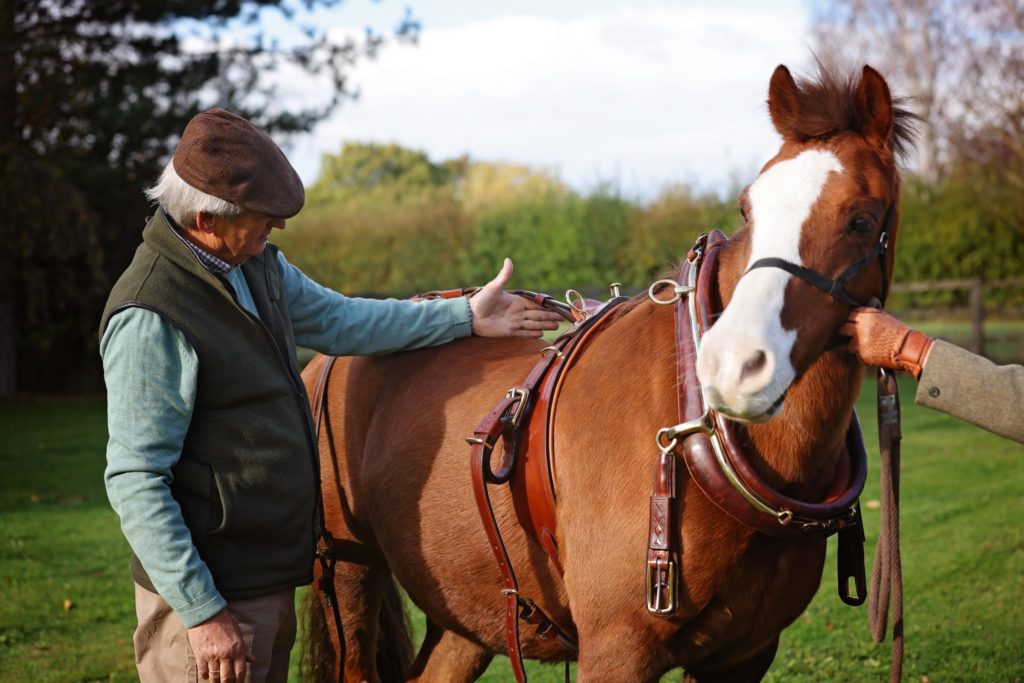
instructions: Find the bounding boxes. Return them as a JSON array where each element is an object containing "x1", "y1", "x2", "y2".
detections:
[{"x1": 301, "y1": 63, "x2": 915, "y2": 682}]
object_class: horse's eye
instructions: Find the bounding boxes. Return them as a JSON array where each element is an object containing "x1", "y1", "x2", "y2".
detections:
[
  {"x1": 847, "y1": 215, "x2": 873, "y2": 236},
  {"x1": 739, "y1": 206, "x2": 749, "y2": 223}
]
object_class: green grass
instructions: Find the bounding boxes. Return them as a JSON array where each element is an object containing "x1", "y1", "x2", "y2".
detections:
[
  {"x1": 0, "y1": 398, "x2": 137, "y2": 682},
  {"x1": 2, "y1": 386, "x2": 1021, "y2": 682}
]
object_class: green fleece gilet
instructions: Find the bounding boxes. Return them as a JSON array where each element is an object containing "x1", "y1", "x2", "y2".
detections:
[{"x1": 100, "y1": 211, "x2": 319, "y2": 600}]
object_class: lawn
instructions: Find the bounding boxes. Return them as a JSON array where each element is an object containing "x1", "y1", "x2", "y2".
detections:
[{"x1": 1, "y1": 378, "x2": 1021, "y2": 682}]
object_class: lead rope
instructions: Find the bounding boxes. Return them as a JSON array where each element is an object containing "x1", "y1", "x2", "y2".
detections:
[{"x1": 869, "y1": 368, "x2": 903, "y2": 683}]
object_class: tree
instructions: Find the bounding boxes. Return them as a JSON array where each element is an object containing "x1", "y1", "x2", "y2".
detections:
[
  {"x1": 307, "y1": 142, "x2": 454, "y2": 207},
  {"x1": 810, "y1": 0, "x2": 1024, "y2": 305},
  {"x1": 810, "y1": 0, "x2": 1024, "y2": 183},
  {"x1": 0, "y1": 0, "x2": 418, "y2": 396},
  {"x1": 457, "y1": 161, "x2": 568, "y2": 215}
]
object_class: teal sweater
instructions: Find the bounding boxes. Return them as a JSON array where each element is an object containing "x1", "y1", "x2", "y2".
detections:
[{"x1": 102, "y1": 234, "x2": 470, "y2": 628}]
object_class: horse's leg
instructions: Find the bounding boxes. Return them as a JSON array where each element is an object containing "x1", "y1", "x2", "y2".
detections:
[
  {"x1": 304, "y1": 355, "x2": 415, "y2": 682},
  {"x1": 574, "y1": 626, "x2": 667, "y2": 683},
  {"x1": 682, "y1": 637, "x2": 780, "y2": 683},
  {"x1": 405, "y1": 619, "x2": 492, "y2": 683},
  {"x1": 314, "y1": 555, "x2": 393, "y2": 683}
]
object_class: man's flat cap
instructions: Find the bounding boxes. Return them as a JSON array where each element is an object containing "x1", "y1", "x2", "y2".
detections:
[{"x1": 173, "y1": 108, "x2": 305, "y2": 218}]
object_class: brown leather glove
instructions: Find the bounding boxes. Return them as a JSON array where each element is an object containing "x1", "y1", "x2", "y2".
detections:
[{"x1": 839, "y1": 308, "x2": 934, "y2": 379}]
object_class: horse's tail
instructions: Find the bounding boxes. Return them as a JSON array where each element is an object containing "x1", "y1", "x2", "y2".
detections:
[
  {"x1": 299, "y1": 578, "x2": 414, "y2": 683},
  {"x1": 299, "y1": 586, "x2": 335, "y2": 683},
  {"x1": 376, "y1": 577, "x2": 414, "y2": 682}
]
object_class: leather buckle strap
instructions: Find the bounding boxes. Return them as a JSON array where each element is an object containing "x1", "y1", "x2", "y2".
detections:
[
  {"x1": 646, "y1": 448, "x2": 679, "y2": 616},
  {"x1": 503, "y1": 589, "x2": 578, "y2": 650}
]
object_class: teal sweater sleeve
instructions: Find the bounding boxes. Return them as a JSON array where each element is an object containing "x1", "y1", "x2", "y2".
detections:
[
  {"x1": 101, "y1": 307, "x2": 226, "y2": 628},
  {"x1": 274, "y1": 250, "x2": 473, "y2": 353}
]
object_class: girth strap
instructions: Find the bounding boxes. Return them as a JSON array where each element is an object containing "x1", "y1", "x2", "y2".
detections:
[
  {"x1": 469, "y1": 381, "x2": 577, "y2": 682},
  {"x1": 468, "y1": 297, "x2": 627, "y2": 681},
  {"x1": 310, "y1": 355, "x2": 346, "y2": 683}
]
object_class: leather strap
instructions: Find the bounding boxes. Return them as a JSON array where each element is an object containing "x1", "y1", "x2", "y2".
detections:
[
  {"x1": 469, "y1": 364, "x2": 576, "y2": 682},
  {"x1": 412, "y1": 286, "x2": 580, "y2": 323},
  {"x1": 309, "y1": 356, "x2": 346, "y2": 683},
  {"x1": 646, "y1": 448, "x2": 679, "y2": 615},
  {"x1": 510, "y1": 296, "x2": 630, "y2": 570},
  {"x1": 469, "y1": 295, "x2": 629, "y2": 680},
  {"x1": 744, "y1": 204, "x2": 894, "y2": 308}
]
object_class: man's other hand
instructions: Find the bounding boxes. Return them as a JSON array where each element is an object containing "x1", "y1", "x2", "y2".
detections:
[
  {"x1": 187, "y1": 608, "x2": 253, "y2": 682},
  {"x1": 470, "y1": 258, "x2": 564, "y2": 338}
]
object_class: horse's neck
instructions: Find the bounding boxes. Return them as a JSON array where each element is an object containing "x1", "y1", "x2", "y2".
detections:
[
  {"x1": 714, "y1": 239, "x2": 864, "y2": 499},
  {"x1": 744, "y1": 357, "x2": 862, "y2": 497}
]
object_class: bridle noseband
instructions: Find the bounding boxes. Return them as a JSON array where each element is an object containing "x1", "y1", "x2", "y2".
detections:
[{"x1": 744, "y1": 205, "x2": 894, "y2": 308}]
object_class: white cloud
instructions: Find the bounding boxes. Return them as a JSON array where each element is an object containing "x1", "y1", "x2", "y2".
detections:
[{"x1": 286, "y1": 6, "x2": 813, "y2": 198}]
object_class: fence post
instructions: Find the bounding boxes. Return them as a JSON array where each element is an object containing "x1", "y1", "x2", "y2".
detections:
[{"x1": 969, "y1": 277, "x2": 985, "y2": 356}]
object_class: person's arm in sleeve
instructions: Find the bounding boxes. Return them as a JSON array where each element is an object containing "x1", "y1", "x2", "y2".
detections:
[
  {"x1": 841, "y1": 307, "x2": 1024, "y2": 444},
  {"x1": 101, "y1": 307, "x2": 227, "y2": 626},
  {"x1": 279, "y1": 251, "x2": 561, "y2": 354},
  {"x1": 279, "y1": 251, "x2": 471, "y2": 355}
]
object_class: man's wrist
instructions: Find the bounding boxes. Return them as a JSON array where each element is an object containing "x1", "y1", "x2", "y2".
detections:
[{"x1": 897, "y1": 329, "x2": 933, "y2": 380}]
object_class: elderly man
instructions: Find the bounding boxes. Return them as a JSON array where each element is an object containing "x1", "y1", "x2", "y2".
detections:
[{"x1": 100, "y1": 109, "x2": 562, "y2": 682}]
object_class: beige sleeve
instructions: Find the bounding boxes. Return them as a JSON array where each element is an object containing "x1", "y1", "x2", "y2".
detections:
[{"x1": 915, "y1": 339, "x2": 1024, "y2": 444}]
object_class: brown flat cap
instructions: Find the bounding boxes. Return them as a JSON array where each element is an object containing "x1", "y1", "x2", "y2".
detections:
[{"x1": 172, "y1": 108, "x2": 305, "y2": 218}]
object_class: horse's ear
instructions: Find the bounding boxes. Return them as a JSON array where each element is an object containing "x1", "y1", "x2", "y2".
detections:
[
  {"x1": 767, "y1": 65, "x2": 801, "y2": 140},
  {"x1": 856, "y1": 65, "x2": 893, "y2": 151}
]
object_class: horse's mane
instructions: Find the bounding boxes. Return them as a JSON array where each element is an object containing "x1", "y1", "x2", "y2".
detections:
[{"x1": 784, "y1": 58, "x2": 919, "y2": 164}]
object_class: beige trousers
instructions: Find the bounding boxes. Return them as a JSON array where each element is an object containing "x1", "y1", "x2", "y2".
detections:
[{"x1": 133, "y1": 583, "x2": 296, "y2": 683}]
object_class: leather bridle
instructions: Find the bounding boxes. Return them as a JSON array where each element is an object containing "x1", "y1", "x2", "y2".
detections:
[{"x1": 744, "y1": 204, "x2": 894, "y2": 308}]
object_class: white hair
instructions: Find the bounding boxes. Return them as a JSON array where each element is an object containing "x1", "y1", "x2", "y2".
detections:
[{"x1": 144, "y1": 161, "x2": 242, "y2": 228}]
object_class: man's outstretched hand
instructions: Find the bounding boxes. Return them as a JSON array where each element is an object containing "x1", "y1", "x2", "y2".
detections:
[{"x1": 469, "y1": 258, "x2": 564, "y2": 338}]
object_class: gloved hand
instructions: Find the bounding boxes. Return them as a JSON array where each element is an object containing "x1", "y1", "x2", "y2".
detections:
[{"x1": 839, "y1": 308, "x2": 933, "y2": 379}]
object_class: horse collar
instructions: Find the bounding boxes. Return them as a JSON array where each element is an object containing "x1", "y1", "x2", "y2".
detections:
[{"x1": 658, "y1": 230, "x2": 869, "y2": 540}]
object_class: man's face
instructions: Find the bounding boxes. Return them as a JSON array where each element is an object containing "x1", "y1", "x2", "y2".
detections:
[{"x1": 207, "y1": 210, "x2": 286, "y2": 265}]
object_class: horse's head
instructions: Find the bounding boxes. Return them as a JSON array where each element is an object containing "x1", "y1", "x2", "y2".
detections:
[{"x1": 696, "y1": 64, "x2": 914, "y2": 422}]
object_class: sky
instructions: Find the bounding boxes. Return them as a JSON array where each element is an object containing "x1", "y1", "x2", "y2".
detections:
[{"x1": 261, "y1": 0, "x2": 816, "y2": 199}]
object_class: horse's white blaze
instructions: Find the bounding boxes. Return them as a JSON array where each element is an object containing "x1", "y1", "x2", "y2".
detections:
[{"x1": 697, "y1": 150, "x2": 842, "y2": 420}]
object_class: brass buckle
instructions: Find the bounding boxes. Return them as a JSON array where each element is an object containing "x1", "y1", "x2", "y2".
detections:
[
  {"x1": 646, "y1": 557, "x2": 677, "y2": 615},
  {"x1": 504, "y1": 387, "x2": 529, "y2": 429}
]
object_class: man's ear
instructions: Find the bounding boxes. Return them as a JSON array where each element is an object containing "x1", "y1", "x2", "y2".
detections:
[{"x1": 194, "y1": 211, "x2": 216, "y2": 233}]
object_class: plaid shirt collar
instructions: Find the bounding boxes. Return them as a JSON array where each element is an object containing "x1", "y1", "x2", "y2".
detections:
[{"x1": 161, "y1": 208, "x2": 234, "y2": 275}]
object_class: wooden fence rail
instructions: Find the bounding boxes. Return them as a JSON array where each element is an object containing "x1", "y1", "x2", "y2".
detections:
[{"x1": 889, "y1": 277, "x2": 1024, "y2": 355}]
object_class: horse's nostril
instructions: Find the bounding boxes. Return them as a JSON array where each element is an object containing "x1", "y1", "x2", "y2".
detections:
[{"x1": 740, "y1": 350, "x2": 768, "y2": 383}]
